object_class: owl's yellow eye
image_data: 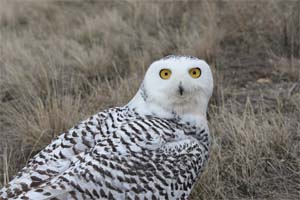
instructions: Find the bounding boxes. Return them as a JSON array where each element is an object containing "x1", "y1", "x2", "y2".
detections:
[
  {"x1": 159, "y1": 69, "x2": 172, "y2": 80},
  {"x1": 189, "y1": 67, "x2": 201, "y2": 78}
]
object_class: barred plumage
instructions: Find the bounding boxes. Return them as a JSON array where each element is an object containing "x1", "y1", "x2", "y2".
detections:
[{"x1": 0, "y1": 55, "x2": 213, "y2": 200}]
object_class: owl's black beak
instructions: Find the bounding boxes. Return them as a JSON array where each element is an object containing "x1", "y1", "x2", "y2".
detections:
[{"x1": 178, "y1": 83, "x2": 184, "y2": 96}]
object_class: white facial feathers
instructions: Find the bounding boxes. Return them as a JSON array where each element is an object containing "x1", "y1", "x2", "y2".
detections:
[{"x1": 128, "y1": 55, "x2": 213, "y2": 121}]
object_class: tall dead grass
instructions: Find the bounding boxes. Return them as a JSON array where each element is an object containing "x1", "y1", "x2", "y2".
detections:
[
  {"x1": 0, "y1": 0, "x2": 299, "y2": 199},
  {"x1": 192, "y1": 96, "x2": 300, "y2": 199}
]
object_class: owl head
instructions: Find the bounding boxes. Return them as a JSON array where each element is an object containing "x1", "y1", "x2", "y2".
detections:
[{"x1": 128, "y1": 55, "x2": 213, "y2": 121}]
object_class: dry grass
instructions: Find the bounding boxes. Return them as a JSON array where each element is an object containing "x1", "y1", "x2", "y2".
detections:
[{"x1": 0, "y1": 0, "x2": 299, "y2": 199}]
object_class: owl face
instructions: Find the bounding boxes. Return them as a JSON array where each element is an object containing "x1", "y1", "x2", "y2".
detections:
[
  {"x1": 142, "y1": 56, "x2": 213, "y2": 112},
  {"x1": 128, "y1": 55, "x2": 213, "y2": 119}
]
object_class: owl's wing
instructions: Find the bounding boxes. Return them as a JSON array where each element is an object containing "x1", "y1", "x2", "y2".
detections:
[
  {"x1": 15, "y1": 133, "x2": 209, "y2": 200},
  {"x1": 0, "y1": 107, "x2": 128, "y2": 199},
  {"x1": 1, "y1": 110, "x2": 210, "y2": 200}
]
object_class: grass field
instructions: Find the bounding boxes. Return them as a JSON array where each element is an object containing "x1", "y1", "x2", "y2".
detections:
[{"x1": 0, "y1": 1, "x2": 299, "y2": 199}]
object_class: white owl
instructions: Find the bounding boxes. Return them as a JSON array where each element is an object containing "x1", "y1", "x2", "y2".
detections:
[{"x1": 0, "y1": 55, "x2": 214, "y2": 200}]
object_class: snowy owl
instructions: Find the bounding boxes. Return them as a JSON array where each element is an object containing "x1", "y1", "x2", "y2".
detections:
[{"x1": 0, "y1": 55, "x2": 213, "y2": 200}]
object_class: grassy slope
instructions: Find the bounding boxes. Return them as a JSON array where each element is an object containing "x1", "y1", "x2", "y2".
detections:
[{"x1": 0, "y1": 1, "x2": 299, "y2": 199}]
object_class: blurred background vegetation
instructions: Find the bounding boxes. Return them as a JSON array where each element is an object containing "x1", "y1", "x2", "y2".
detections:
[{"x1": 0, "y1": 0, "x2": 299, "y2": 199}]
